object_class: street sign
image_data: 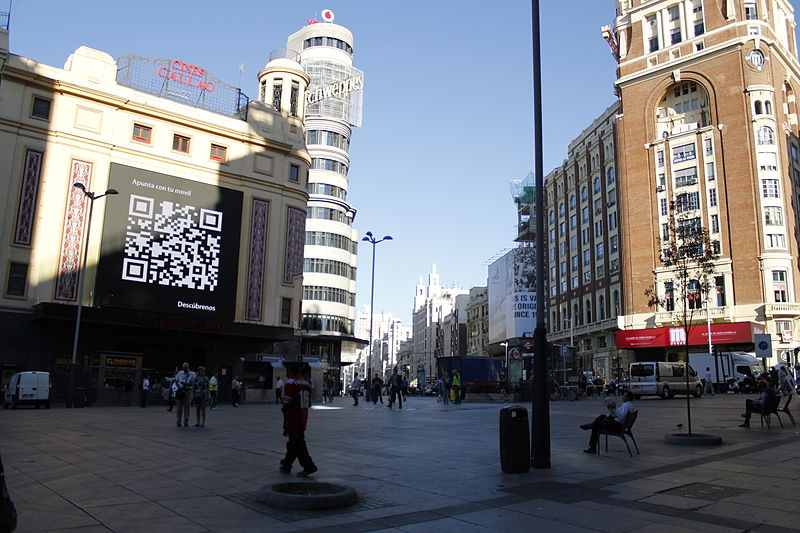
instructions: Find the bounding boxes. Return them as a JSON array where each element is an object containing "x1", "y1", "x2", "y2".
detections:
[
  {"x1": 561, "y1": 345, "x2": 568, "y2": 356},
  {"x1": 754, "y1": 333, "x2": 772, "y2": 359},
  {"x1": 522, "y1": 340, "x2": 535, "y2": 352}
]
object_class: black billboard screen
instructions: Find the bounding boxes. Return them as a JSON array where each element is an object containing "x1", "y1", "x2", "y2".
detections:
[{"x1": 95, "y1": 164, "x2": 243, "y2": 320}]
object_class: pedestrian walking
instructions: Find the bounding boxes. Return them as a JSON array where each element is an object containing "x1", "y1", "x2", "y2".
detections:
[
  {"x1": 350, "y1": 373, "x2": 362, "y2": 406},
  {"x1": 387, "y1": 368, "x2": 403, "y2": 409},
  {"x1": 703, "y1": 367, "x2": 714, "y2": 396},
  {"x1": 140, "y1": 376, "x2": 150, "y2": 407},
  {"x1": 174, "y1": 362, "x2": 196, "y2": 427},
  {"x1": 231, "y1": 375, "x2": 241, "y2": 407},
  {"x1": 452, "y1": 370, "x2": 462, "y2": 405},
  {"x1": 193, "y1": 366, "x2": 209, "y2": 427},
  {"x1": 276, "y1": 377, "x2": 284, "y2": 404},
  {"x1": 372, "y1": 373, "x2": 384, "y2": 405},
  {"x1": 209, "y1": 372, "x2": 219, "y2": 410},
  {"x1": 442, "y1": 375, "x2": 451, "y2": 405},
  {"x1": 402, "y1": 377, "x2": 409, "y2": 401},
  {"x1": 279, "y1": 363, "x2": 317, "y2": 477}
]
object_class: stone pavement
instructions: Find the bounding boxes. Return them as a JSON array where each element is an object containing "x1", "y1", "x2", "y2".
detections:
[{"x1": 1, "y1": 393, "x2": 799, "y2": 532}]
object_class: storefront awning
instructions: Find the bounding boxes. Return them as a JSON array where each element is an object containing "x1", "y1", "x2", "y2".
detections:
[{"x1": 616, "y1": 322, "x2": 765, "y2": 349}]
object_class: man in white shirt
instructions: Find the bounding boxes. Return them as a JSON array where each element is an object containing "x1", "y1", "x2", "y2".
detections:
[
  {"x1": 174, "y1": 363, "x2": 196, "y2": 427},
  {"x1": 140, "y1": 376, "x2": 150, "y2": 408},
  {"x1": 276, "y1": 377, "x2": 285, "y2": 404},
  {"x1": 703, "y1": 367, "x2": 714, "y2": 396},
  {"x1": 581, "y1": 391, "x2": 634, "y2": 454},
  {"x1": 351, "y1": 373, "x2": 362, "y2": 406}
]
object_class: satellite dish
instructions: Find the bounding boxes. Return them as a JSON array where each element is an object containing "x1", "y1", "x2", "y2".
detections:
[{"x1": 321, "y1": 9, "x2": 335, "y2": 22}]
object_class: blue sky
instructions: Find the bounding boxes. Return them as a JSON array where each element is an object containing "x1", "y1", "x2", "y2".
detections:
[{"x1": 11, "y1": 1, "x2": 795, "y2": 324}]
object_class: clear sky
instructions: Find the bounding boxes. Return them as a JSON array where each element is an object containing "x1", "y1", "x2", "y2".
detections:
[{"x1": 9, "y1": 1, "x2": 798, "y2": 325}]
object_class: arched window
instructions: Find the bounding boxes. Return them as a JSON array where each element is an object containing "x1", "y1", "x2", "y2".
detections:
[
  {"x1": 613, "y1": 290, "x2": 620, "y2": 315},
  {"x1": 765, "y1": 100, "x2": 773, "y2": 114},
  {"x1": 757, "y1": 126, "x2": 775, "y2": 145},
  {"x1": 599, "y1": 295, "x2": 606, "y2": 320},
  {"x1": 585, "y1": 299, "x2": 592, "y2": 323},
  {"x1": 754, "y1": 100, "x2": 763, "y2": 114}
]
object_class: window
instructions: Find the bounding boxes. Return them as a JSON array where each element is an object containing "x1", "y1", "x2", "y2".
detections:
[
  {"x1": 31, "y1": 97, "x2": 51, "y2": 120},
  {"x1": 582, "y1": 206, "x2": 589, "y2": 223},
  {"x1": 744, "y1": 1, "x2": 757, "y2": 20},
  {"x1": 549, "y1": 248, "x2": 555, "y2": 263},
  {"x1": 550, "y1": 266, "x2": 557, "y2": 280},
  {"x1": 660, "y1": 198, "x2": 668, "y2": 216},
  {"x1": 570, "y1": 214, "x2": 577, "y2": 230},
  {"x1": 773, "y1": 270, "x2": 788, "y2": 302},
  {"x1": 711, "y1": 214, "x2": 719, "y2": 233},
  {"x1": 607, "y1": 167, "x2": 616, "y2": 184},
  {"x1": 662, "y1": 223, "x2": 670, "y2": 240},
  {"x1": 583, "y1": 339, "x2": 593, "y2": 351},
  {"x1": 761, "y1": 179, "x2": 780, "y2": 198},
  {"x1": 583, "y1": 249, "x2": 591, "y2": 266},
  {"x1": 758, "y1": 152, "x2": 778, "y2": 171},
  {"x1": 132, "y1": 124, "x2": 152, "y2": 143},
  {"x1": 669, "y1": 5, "x2": 680, "y2": 21},
  {"x1": 281, "y1": 298, "x2": 292, "y2": 325},
  {"x1": 765, "y1": 206, "x2": 783, "y2": 226},
  {"x1": 571, "y1": 255, "x2": 578, "y2": 272},
  {"x1": 610, "y1": 235, "x2": 619, "y2": 253},
  {"x1": 765, "y1": 100, "x2": 773, "y2": 114},
  {"x1": 593, "y1": 177, "x2": 601, "y2": 193},
  {"x1": 694, "y1": 20, "x2": 704, "y2": 36},
  {"x1": 715, "y1": 276, "x2": 726, "y2": 306},
  {"x1": 570, "y1": 235, "x2": 577, "y2": 250},
  {"x1": 272, "y1": 79, "x2": 283, "y2": 110},
  {"x1": 687, "y1": 279, "x2": 702, "y2": 310},
  {"x1": 595, "y1": 220, "x2": 603, "y2": 237},
  {"x1": 665, "y1": 281, "x2": 675, "y2": 311},
  {"x1": 709, "y1": 188, "x2": 717, "y2": 207},
  {"x1": 704, "y1": 138, "x2": 713, "y2": 155},
  {"x1": 675, "y1": 167, "x2": 698, "y2": 187},
  {"x1": 585, "y1": 299, "x2": 593, "y2": 323},
  {"x1": 657, "y1": 150, "x2": 665, "y2": 167},
  {"x1": 569, "y1": 194, "x2": 576, "y2": 210},
  {"x1": 607, "y1": 189, "x2": 616, "y2": 206},
  {"x1": 609, "y1": 212, "x2": 618, "y2": 230},
  {"x1": 594, "y1": 199, "x2": 602, "y2": 215},
  {"x1": 671, "y1": 28, "x2": 682, "y2": 45},
  {"x1": 596, "y1": 243, "x2": 604, "y2": 260},
  {"x1": 172, "y1": 134, "x2": 190, "y2": 153},
  {"x1": 560, "y1": 261, "x2": 567, "y2": 276},
  {"x1": 582, "y1": 228, "x2": 590, "y2": 245},
  {"x1": 766, "y1": 233, "x2": 786, "y2": 248},
  {"x1": 549, "y1": 209, "x2": 555, "y2": 225},
  {"x1": 676, "y1": 192, "x2": 700, "y2": 212},
  {"x1": 5, "y1": 263, "x2": 27, "y2": 297},
  {"x1": 572, "y1": 276, "x2": 579, "y2": 289},
  {"x1": 754, "y1": 100, "x2": 763, "y2": 114},
  {"x1": 549, "y1": 228, "x2": 556, "y2": 241},
  {"x1": 749, "y1": 25, "x2": 760, "y2": 35},
  {"x1": 289, "y1": 164, "x2": 300, "y2": 182},
  {"x1": 290, "y1": 81, "x2": 299, "y2": 117},
  {"x1": 672, "y1": 143, "x2": 696, "y2": 163},
  {"x1": 599, "y1": 295, "x2": 606, "y2": 320},
  {"x1": 757, "y1": 126, "x2": 775, "y2": 145},
  {"x1": 581, "y1": 186, "x2": 588, "y2": 202},
  {"x1": 792, "y1": 145, "x2": 799, "y2": 162},
  {"x1": 210, "y1": 144, "x2": 227, "y2": 162},
  {"x1": 559, "y1": 202, "x2": 565, "y2": 218},
  {"x1": 311, "y1": 158, "x2": 348, "y2": 176},
  {"x1": 706, "y1": 162, "x2": 715, "y2": 181}
]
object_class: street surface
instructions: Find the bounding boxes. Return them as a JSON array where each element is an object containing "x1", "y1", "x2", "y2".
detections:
[{"x1": 1, "y1": 393, "x2": 798, "y2": 532}]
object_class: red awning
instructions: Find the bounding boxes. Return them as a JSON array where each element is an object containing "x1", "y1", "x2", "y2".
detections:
[{"x1": 616, "y1": 322, "x2": 765, "y2": 349}]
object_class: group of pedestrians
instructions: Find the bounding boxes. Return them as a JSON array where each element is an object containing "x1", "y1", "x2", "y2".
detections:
[
  {"x1": 347, "y1": 368, "x2": 410, "y2": 408},
  {"x1": 165, "y1": 363, "x2": 237, "y2": 427}
]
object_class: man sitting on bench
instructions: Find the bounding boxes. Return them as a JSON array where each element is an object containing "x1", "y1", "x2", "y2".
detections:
[{"x1": 581, "y1": 391, "x2": 635, "y2": 454}]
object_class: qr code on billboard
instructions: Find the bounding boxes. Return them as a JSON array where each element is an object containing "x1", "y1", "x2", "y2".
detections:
[{"x1": 122, "y1": 195, "x2": 223, "y2": 291}]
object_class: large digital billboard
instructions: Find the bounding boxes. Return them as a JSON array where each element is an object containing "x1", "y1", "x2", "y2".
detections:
[{"x1": 95, "y1": 164, "x2": 242, "y2": 321}]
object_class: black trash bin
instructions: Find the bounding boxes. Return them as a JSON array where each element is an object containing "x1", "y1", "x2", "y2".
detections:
[{"x1": 499, "y1": 405, "x2": 530, "y2": 473}]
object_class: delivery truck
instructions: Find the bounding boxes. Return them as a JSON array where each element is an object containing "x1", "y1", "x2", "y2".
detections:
[{"x1": 687, "y1": 352, "x2": 762, "y2": 392}]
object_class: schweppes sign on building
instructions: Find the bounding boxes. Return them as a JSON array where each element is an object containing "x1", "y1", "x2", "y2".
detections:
[{"x1": 306, "y1": 75, "x2": 364, "y2": 105}]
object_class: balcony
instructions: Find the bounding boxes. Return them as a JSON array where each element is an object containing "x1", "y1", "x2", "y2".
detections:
[
  {"x1": 765, "y1": 303, "x2": 800, "y2": 318},
  {"x1": 655, "y1": 307, "x2": 730, "y2": 326}
]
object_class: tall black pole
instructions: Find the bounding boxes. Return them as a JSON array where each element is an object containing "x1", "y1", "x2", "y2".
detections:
[
  {"x1": 531, "y1": 0, "x2": 551, "y2": 469},
  {"x1": 367, "y1": 240, "x2": 376, "y2": 400},
  {"x1": 67, "y1": 195, "x2": 94, "y2": 409}
]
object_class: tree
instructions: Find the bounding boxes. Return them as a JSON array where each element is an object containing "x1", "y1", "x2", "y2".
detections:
[{"x1": 644, "y1": 198, "x2": 720, "y2": 436}]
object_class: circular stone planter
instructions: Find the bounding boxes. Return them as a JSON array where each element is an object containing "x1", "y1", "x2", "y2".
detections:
[
  {"x1": 257, "y1": 482, "x2": 358, "y2": 510},
  {"x1": 664, "y1": 432, "x2": 723, "y2": 446}
]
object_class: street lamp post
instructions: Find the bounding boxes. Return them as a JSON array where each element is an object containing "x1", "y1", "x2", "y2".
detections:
[
  {"x1": 361, "y1": 231, "x2": 392, "y2": 402},
  {"x1": 500, "y1": 342, "x2": 509, "y2": 391},
  {"x1": 67, "y1": 183, "x2": 118, "y2": 408}
]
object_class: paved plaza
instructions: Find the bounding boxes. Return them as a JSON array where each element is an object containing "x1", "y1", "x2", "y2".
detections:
[{"x1": 1, "y1": 393, "x2": 799, "y2": 532}]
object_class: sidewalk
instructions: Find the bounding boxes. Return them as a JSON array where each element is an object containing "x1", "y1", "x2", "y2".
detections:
[{"x1": 1, "y1": 394, "x2": 798, "y2": 532}]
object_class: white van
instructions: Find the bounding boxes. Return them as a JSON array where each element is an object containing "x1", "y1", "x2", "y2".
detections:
[
  {"x1": 3, "y1": 371, "x2": 51, "y2": 409},
  {"x1": 629, "y1": 362, "x2": 703, "y2": 399}
]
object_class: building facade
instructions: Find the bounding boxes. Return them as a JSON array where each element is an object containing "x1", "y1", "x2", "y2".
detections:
[
  {"x1": 613, "y1": 0, "x2": 800, "y2": 366},
  {"x1": 0, "y1": 45, "x2": 311, "y2": 402},
  {"x1": 286, "y1": 17, "x2": 366, "y2": 379},
  {"x1": 466, "y1": 286, "x2": 489, "y2": 356},
  {"x1": 539, "y1": 105, "x2": 625, "y2": 379}
]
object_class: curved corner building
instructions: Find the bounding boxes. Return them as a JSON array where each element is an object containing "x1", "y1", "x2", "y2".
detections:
[{"x1": 286, "y1": 19, "x2": 364, "y2": 377}]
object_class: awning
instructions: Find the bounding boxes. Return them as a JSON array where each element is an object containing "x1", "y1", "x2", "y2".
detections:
[{"x1": 616, "y1": 322, "x2": 765, "y2": 349}]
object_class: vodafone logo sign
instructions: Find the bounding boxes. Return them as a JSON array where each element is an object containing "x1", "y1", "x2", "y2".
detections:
[{"x1": 321, "y1": 9, "x2": 335, "y2": 22}]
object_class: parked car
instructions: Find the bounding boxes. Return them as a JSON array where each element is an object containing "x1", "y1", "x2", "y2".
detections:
[
  {"x1": 3, "y1": 371, "x2": 52, "y2": 409},
  {"x1": 628, "y1": 362, "x2": 702, "y2": 399}
]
